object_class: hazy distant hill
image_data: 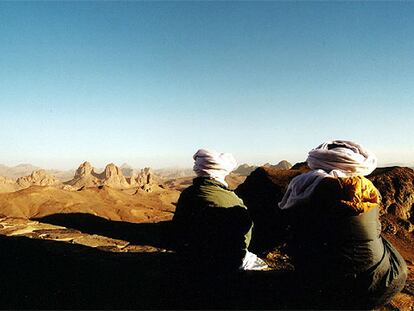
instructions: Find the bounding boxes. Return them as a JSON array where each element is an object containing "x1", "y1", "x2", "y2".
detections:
[
  {"x1": 0, "y1": 163, "x2": 40, "y2": 179},
  {"x1": 0, "y1": 164, "x2": 74, "y2": 182},
  {"x1": 120, "y1": 163, "x2": 134, "y2": 177},
  {"x1": 155, "y1": 168, "x2": 195, "y2": 180},
  {"x1": 50, "y1": 169, "x2": 75, "y2": 182}
]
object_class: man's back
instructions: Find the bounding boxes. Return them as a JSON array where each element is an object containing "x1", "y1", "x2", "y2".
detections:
[{"x1": 172, "y1": 177, "x2": 252, "y2": 270}]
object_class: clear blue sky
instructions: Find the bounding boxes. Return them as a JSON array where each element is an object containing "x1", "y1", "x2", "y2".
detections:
[{"x1": 1, "y1": 1, "x2": 413, "y2": 169}]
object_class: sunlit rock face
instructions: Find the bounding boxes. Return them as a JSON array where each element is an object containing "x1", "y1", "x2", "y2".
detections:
[
  {"x1": 16, "y1": 170, "x2": 61, "y2": 188},
  {"x1": 101, "y1": 163, "x2": 130, "y2": 189},
  {"x1": 68, "y1": 162, "x2": 102, "y2": 188},
  {"x1": 74, "y1": 161, "x2": 94, "y2": 178},
  {"x1": 131, "y1": 168, "x2": 159, "y2": 192},
  {"x1": 368, "y1": 167, "x2": 414, "y2": 223}
]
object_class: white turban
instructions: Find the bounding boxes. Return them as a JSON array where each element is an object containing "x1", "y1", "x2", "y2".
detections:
[
  {"x1": 279, "y1": 140, "x2": 377, "y2": 210},
  {"x1": 307, "y1": 140, "x2": 377, "y2": 176},
  {"x1": 193, "y1": 149, "x2": 238, "y2": 187}
]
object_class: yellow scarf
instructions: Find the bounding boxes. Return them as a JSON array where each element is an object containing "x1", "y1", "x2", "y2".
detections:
[{"x1": 338, "y1": 176, "x2": 381, "y2": 214}]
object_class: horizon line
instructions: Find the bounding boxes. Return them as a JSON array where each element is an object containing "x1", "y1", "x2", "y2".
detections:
[{"x1": 1, "y1": 160, "x2": 413, "y2": 172}]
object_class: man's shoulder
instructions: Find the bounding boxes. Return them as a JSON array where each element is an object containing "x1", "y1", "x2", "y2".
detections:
[
  {"x1": 180, "y1": 178, "x2": 245, "y2": 208},
  {"x1": 203, "y1": 185, "x2": 245, "y2": 208}
]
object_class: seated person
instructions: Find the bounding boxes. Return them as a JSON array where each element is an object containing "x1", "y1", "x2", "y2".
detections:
[
  {"x1": 278, "y1": 140, "x2": 407, "y2": 309},
  {"x1": 172, "y1": 149, "x2": 267, "y2": 271}
]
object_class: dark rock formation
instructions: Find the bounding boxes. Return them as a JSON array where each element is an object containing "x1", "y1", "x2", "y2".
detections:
[
  {"x1": 290, "y1": 161, "x2": 310, "y2": 172},
  {"x1": 236, "y1": 167, "x2": 302, "y2": 252},
  {"x1": 368, "y1": 167, "x2": 414, "y2": 223}
]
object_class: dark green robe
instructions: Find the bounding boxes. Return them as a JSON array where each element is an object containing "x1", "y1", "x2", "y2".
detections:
[
  {"x1": 285, "y1": 177, "x2": 407, "y2": 309},
  {"x1": 172, "y1": 177, "x2": 252, "y2": 270}
]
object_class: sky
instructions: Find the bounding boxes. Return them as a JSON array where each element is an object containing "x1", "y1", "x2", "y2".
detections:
[{"x1": 0, "y1": 1, "x2": 413, "y2": 170}]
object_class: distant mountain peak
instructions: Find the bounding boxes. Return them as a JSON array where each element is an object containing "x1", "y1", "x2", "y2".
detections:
[
  {"x1": 120, "y1": 163, "x2": 134, "y2": 177},
  {"x1": 15, "y1": 163, "x2": 38, "y2": 168},
  {"x1": 74, "y1": 161, "x2": 95, "y2": 178}
]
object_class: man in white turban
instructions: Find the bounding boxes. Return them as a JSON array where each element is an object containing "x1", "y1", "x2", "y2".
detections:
[
  {"x1": 279, "y1": 140, "x2": 378, "y2": 210},
  {"x1": 172, "y1": 149, "x2": 268, "y2": 271},
  {"x1": 278, "y1": 140, "x2": 407, "y2": 309},
  {"x1": 192, "y1": 149, "x2": 238, "y2": 188}
]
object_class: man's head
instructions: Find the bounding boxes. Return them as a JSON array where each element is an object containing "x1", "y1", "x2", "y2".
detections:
[{"x1": 192, "y1": 149, "x2": 238, "y2": 186}]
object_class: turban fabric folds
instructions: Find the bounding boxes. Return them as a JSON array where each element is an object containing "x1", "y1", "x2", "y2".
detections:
[
  {"x1": 279, "y1": 140, "x2": 378, "y2": 210},
  {"x1": 307, "y1": 140, "x2": 377, "y2": 176},
  {"x1": 193, "y1": 149, "x2": 238, "y2": 187}
]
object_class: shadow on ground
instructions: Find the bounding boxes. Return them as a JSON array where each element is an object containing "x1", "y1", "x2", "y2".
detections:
[
  {"x1": 36, "y1": 212, "x2": 175, "y2": 250},
  {"x1": 0, "y1": 213, "x2": 405, "y2": 310},
  {"x1": 0, "y1": 232, "x2": 295, "y2": 309}
]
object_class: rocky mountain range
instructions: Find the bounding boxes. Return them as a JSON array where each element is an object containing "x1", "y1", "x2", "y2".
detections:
[
  {"x1": 0, "y1": 159, "x2": 295, "y2": 186},
  {"x1": 66, "y1": 162, "x2": 160, "y2": 192},
  {"x1": 0, "y1": 162, "x2": 161, "y2": 193},
  {"x1": 0, "y1": 160, "x2": 294, "y2": 193}
]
